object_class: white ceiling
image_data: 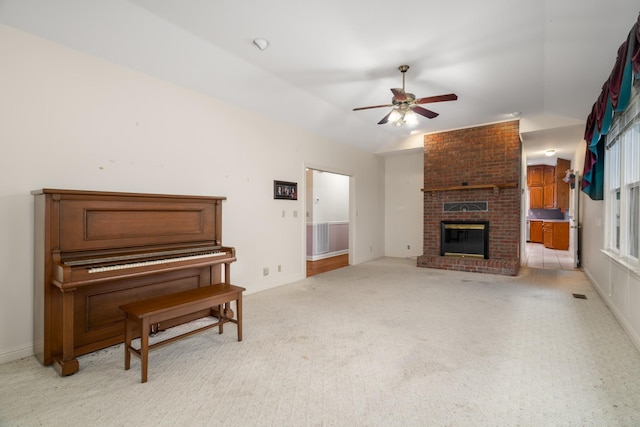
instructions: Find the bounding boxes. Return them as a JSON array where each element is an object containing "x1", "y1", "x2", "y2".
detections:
[{"x1": 1, "y1": 0, "x2": 638, "y2": 162}]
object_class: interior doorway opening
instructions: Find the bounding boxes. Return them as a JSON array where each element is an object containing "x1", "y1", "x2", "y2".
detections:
[
  {"x1": 305, "y1": 168, "x2": 350, "y2": 277},
  {"x1": 522, "y1": 159, "x2": 579, "y2": 271}
]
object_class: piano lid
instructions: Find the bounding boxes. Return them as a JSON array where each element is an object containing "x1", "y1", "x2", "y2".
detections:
[{"x1": 33, "y1": 189, "x2": 226, "y2": 254}]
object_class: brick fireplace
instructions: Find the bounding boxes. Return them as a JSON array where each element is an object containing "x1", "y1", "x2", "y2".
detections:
[{"x1": 417, "y1": 121, "x2": 521, "y2": 276}]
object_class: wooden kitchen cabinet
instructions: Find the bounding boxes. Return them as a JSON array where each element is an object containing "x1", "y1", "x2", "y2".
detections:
[
  {"x1": 527, "y1": 160, "x2": 570, "y2": 210},
  {"x1": 528, "y1": 165, "x2": 555, "y2": 208},
  {"x1": 555, "y1": 158, "x2": 571, "y2": 210},
  {"x1": 542, "y1": 165, "x2": 556, "y2": 208},
  {"x1": 527, "y1": 166, "x2": 544, "y2": 186},
  {"x1": 529, "y1": 186, "x2": 543, "y2": 209},
  {"x1": 543, "y1": 166, "x2": 555, "y2": 185},
  {"x1": 542, "y1": 221, "x2": 569, "y2": 250},
  {"x1": 530, "y1": 220, "x2": 543, "y2": 243},
  {"x1": 543, "y1": 222, "x2": 554, "y2": 247},
  {"x1": 543, "y1": 184, "x2": 555, "y2": 209}
]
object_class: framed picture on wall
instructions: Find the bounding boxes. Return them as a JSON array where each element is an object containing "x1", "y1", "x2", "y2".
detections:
[{"x1": 274, "y1": 180, "x2": 297, "y2": 200}]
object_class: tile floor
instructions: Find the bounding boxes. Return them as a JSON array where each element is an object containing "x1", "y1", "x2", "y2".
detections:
[{"x1": 524, "y1": 242, "x2": 577, "y2": 270}]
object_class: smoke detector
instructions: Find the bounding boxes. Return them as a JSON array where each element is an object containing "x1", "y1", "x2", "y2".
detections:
[{"x1": 253, "y1": 38, "x2": 269, "y2": 51}]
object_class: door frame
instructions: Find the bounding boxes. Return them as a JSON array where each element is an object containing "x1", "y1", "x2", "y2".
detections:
[{"x1": 303, "y1": 163, "x2": 354, "y2": 275}]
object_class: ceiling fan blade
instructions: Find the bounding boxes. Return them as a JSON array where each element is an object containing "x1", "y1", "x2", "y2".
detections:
[
  {"x1": 391, "y1": 88, "x2": 407, "y2": 101},
  {"x1": 415, "y1": 93, "x2": 458, "y2": 104},
  {"x1": 353, "y1": 103, "x2": 394, "y2": 111},
  {"x1": 377, "y1": 110, "x2": 393, "y2": 124},
  {"x1": 413, "y1": 105, "x2": 439, "y2": 119}
]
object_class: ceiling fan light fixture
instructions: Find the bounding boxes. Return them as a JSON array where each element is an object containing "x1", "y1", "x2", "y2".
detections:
[
  {"x1": 388, "y1": 108, "x2": 402, "y2": 124},
  {"x1": 403, "y1": 110, "x2": 419, "y2": 126},
  {"x1": 388, "y1": 107, "x2": 418, "y2": 127}
]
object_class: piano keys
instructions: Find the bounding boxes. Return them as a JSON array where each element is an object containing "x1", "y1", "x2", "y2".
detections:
[
  {"x1": 86, "y1": 249, "x2": 227, "y2": 273},
  {"x1": 32, "y1": 189, "x2": 236, "y2": 376}
]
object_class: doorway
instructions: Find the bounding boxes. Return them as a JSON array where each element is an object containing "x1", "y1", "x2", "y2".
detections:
[
  {"x1": 305, "y1": 168, "x2": 350, "y2": 277},
  {"x1": 523, "y1": 166, "x2": 579, "y2": 271}
]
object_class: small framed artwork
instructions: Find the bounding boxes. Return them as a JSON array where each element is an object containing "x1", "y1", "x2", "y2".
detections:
[{"x1": 274, "y1": 180, "x2": 297, "y2": 200}]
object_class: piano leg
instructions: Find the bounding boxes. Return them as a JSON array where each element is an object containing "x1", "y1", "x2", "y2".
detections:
[
  {"x1": 52, "y1": 356, "x2": 79, "y2": 376},
  {"x1": 52, "y1": 289, "x2": 80, "y2": 376}
]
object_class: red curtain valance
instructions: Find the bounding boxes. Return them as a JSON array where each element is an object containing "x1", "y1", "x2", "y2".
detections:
[{"x1": 582, "y1": 13, "x2": 640, "y2": 200}]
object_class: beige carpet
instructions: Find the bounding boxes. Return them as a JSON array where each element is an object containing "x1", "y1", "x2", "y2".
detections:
[{"x1": 2, "y1": 258, "x2": 640, "y2": 426}]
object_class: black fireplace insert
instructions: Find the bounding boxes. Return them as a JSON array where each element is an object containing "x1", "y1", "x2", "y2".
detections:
[{"x1": 440, "y1": 221, "x2": 489, "y2": 259}]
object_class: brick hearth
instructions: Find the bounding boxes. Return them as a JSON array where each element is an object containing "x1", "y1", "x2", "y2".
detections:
[{"x1": 417, "y1": 121, "x2": 521, "y2": 276}]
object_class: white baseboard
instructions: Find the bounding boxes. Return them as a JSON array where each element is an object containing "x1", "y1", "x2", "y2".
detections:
[
  {"x1": 0, "y1": 343, "x2": 34, "y2": 365},
  {"x1": 307, "y1": 250, "x2": 348, "y2": 262}
]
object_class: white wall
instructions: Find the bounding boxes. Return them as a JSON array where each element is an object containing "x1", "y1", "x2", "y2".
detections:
[
  {"x1": 384, "y1": 150, "x2": 424, "y2": 258},
  {"x1": 0, "y1": 25, "x2": 385, "y2": 363},
  {"x1": 577, "y1": 145, "x2": 640, "y2": 352},
  {"x1": 309, "y1": 170, "x2": 349, "y2": 224}
]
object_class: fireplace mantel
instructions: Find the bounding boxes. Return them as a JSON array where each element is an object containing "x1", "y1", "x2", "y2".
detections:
[{"x1": 421, "y1": 182, "x2": 518, "y2": 195}]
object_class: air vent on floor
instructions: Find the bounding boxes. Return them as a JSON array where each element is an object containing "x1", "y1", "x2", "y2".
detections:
[{"x1": 572, "y1": 293, "x2": 587, "y2": 299}]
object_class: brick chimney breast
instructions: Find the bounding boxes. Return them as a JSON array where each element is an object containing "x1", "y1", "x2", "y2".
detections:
[{"x1": 417, "y1": 121, "x2": 521, "y2": 276}]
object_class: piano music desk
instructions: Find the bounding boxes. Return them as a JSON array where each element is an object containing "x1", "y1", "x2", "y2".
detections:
[{"x1": 119, "y1": 283, "x2": 245, "y2": 383}]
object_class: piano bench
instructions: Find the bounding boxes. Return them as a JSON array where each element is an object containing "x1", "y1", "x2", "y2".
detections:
[{"x1": 119, "y1": 283, "x2": 245, "y2": 383}]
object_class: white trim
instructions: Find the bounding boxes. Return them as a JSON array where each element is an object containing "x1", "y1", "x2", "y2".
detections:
[
  {"x1": 0, "y1": 344, "x2": 34, "y2": 364},
  {"x1": 600, "y1": 249, "x2": 640, "y2": 279},
  {"x1": 306, "y1": 221, "x2": 349, "y2": 226},
  {"x1": 306, "y1": 249, "x2": 349, "y2": 261}
]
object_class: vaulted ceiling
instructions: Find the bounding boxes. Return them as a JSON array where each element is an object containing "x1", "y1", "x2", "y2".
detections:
[{"x1": 2, "y1": 0, "x2": 638, "y2": 163}]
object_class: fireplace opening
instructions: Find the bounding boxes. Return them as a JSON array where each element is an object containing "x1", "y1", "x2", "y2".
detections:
[{"x1": 440, "y1": 221, "x2": 489, "y2": 259}]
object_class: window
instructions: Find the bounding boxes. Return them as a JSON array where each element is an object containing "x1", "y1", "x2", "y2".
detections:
[
  {"x1": 624, "y1": 124, "x2": 640, "y2": 258},
  {"x1": 605, "y1": 90, "x2": 640, "y2": 263},
  {"x1": 607, "y1": 142, "x2": 621, "y2": 252}
]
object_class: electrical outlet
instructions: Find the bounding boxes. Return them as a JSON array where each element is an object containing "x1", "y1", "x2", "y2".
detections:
[
  {"x1": 407, "y1": 245, "x2": 411, "y2": 250},
  {"x1": 278, "y1": 265, "x2": 282, "y2": 272},
  {"x1": 263, "y1": 267, "x2": 269, "y2": 276}
]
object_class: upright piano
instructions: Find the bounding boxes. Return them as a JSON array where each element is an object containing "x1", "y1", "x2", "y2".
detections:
[{"x1": 32, "y1": 189, "x2": 236, "y2": 376}]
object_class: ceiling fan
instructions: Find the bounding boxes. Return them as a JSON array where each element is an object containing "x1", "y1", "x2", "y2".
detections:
[{"x1": 353, "y1": 65, "x2": 458, "y2": 126}]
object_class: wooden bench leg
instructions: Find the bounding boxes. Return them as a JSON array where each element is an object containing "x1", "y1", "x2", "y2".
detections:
[
  {"x1": 237, "y1": 294, "x2": 243, "y2": 342},
  {"x1": 141, "y1": 317, "x2": 149, "y2": 383},
  {"x1": 124, "y1": 315, "x2": 133, "y2": 371},
  {"x1": 218, "y1": 304, "x2": 224, "y2": 335}
]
